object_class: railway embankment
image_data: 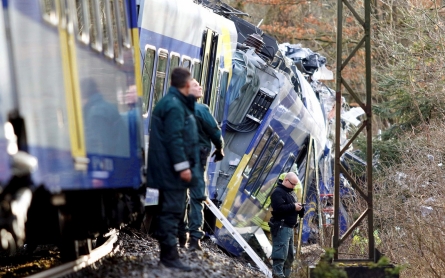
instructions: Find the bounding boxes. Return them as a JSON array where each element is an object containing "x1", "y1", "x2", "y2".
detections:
[
  {"x1": 64, "y1": 228, "x2": 265, "y2": 278},
  {"x1": 0, "y1": 227, "x2": 329, "y2": 277}
]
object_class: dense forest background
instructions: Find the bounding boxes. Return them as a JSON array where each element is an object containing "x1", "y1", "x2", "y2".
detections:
[{"x1": 225, "y1": 0, "x2": 445, "y2": 277}]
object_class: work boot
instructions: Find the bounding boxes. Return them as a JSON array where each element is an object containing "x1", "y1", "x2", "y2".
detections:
[
  {"x1": 188, "y1": 237, "x2": 202, "y2": 251},
  {"x1": 178, "y1": 233, "x2": 189, "y2": 248},
  {"x1": 160, "y1": 244, "x2": 192, "y2": 271}
]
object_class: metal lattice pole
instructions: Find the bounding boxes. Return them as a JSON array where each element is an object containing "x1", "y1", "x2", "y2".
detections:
[{"x1": 334, "y1": 0, "x2": 373, "y2": 262}]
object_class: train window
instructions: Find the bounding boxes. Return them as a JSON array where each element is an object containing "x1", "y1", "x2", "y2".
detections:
[
  {"x1": 282, "y1": 154, "x2": 297, "y2": 176},
  {"x1": 295, "y1": 137, "x2": 309, "y2": 170},
  {"x1": 99, "y1": 0, "x2": 114, "y2": 59},
  {"x1": 209, "y1": 64, "x2": 220, "y2": 114},
  {"x1": 193, "y1": 60, "x2": 202, "y2": 83},
  {"x1": 153, "y1": 49, "x2": 168, "y2": 108},
  {"x1": 246, "y1": 88, "x2": 276, "y2": 124},
  {"x1": 74, "y1": 0, "x2": 90, "y2": 44},
  {"x1": 89, "y1": 0, "x2": 103, "y2": 52},
  {"x1": 142, "y1": 46, "x2": 156, "y2": 115},
  {"x1": 116, "y1": 0, "x2": 131, "y2": 48},
  {"x1": 181, "y1": 56, "x2": 192, "y2": 70},
  {"x1": 40, "y1": 0, "x2": 58, "y2": 25},
  {"x1": 110, "y1": 0, "x2": 123, "y2": 63},
  {"x1": 294, "y1": 136, "x2": 310, "y2": 185},
  {"x1": 252, "y1": 140, "x2": 284, "y2": 197},
  {"x1": 244, "y1": 134, "x2": 280, "y2": 195},
  {"x1": 204, "y1": 33, "x2": 219, "y2": 105},
  {"x1": 200, "y1": 30, "x2": 213, "y2": 102},
  {"x1": 243, "y1": 126, "x2": 273, "y2": 179},
  {"x1": 168, "y1": 52, "x2": 180, "y2": 86},
  {"x1": 201, "y1": 52, "x2": 210, "y2": 98},
  {"x1": 261, "y1": 154, "x2": 296, "y2": 208},
  {"x1": 216, "y1": 71, "x2": 229, "y2": 123}
]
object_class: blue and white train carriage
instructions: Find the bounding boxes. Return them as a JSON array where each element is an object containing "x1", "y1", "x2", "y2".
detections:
[
  {"x1": 139, "y1": 0, "x2": 350, "y2": 259},
  {"x1": 138, "y1": 0, "x2": 237, "y2": 157},
  {"x1": 207, "y1": 41, "x2": 329, "y2": 255},
  {"x1": 0, "y1": 0, "x2": 144, "y2": 259}
]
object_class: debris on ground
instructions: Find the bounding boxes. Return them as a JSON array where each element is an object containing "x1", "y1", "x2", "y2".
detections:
[
  {"x1": 65, "y1": 228, "x2": 266, "y2": 278},
  {"x1": 300, "y1": 244, "x2": 325, "y2": 266}
]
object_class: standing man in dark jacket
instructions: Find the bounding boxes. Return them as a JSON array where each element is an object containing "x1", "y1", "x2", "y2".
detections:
[
  {"x1": 269, "y1": 172, "x2": 304, "y2": 278},
  {"x1": 178, "y1": 79, "x2": 224, "y2": 251},
  {"x1": 146, "y1": 68, "x2": 200, "y2": 271}
]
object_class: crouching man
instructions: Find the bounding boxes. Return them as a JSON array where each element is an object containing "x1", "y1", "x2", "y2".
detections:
[{"x1": 269, "y1": 172, "x2": 305, "y2": 278}]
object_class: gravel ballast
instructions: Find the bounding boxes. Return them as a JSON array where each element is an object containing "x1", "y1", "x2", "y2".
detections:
[{"x1": 65, "y1": 228, "x2": 266, "y2": 278}]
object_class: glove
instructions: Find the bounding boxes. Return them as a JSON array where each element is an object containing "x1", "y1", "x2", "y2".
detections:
[
  {"x1": 298, "y1": 206, "x2": 305, "y2": 218},
  {"x1": 211, "y1": 149, "x2": 224, "y2": 162}
]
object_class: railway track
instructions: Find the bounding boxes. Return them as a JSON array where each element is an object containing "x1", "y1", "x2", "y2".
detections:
[{"x1": 26, "y1": 230, "x2": 118, "y2": 278}]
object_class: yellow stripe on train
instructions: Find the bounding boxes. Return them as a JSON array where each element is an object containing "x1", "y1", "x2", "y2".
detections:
[
  {"x1": 131, "y1": 28, "x2": 143, "y2": 97},
  {"x1": 216, "y1": 150, "x2": 253, "y2": 229},
  {"x1": 57, "y1": 1, "x2": 86, "y2": 159},
  {"x1": 221, "y1": 22, "x2": 233, "y2": 80}
]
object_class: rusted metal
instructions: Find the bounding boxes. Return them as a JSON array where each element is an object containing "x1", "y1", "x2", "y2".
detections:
[{"x1": 334, "y1": 0, "x2": 373, "y2": 261}]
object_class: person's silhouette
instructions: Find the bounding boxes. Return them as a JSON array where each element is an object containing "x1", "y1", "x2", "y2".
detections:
[{"x1": 81, "y1": 78, "x2": 127, "y2": 156}]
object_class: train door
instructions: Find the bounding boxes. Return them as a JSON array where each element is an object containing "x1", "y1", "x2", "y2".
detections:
[
  {"x1": 204, "y1": 32, "x2": 220, "y2": 108},
  {"x1": 207, "y1": 34, "x2": 221, "y2": 114},
  {"x1": 199, "y1": 29, "x2": 212, "y2": 104},
  {"x1": 59, "y1": 0, "x2": 88, "y2": 170},
  {"x1": 200, "y1": 29, "x2": 222, "y2": 112}
]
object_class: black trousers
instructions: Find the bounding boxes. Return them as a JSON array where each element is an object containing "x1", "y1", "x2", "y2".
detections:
[{"x1": 154, "y1": 189, "x2": 187, "y2": 247}]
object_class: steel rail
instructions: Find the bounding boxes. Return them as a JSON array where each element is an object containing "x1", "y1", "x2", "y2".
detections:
[{"x1": 27, "y1": 230, "x2": 118, "y2": 278}]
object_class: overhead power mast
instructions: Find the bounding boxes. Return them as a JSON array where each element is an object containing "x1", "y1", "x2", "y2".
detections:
[{"x1": 334, "y1": 0, "x2": 374, "y2": 262}]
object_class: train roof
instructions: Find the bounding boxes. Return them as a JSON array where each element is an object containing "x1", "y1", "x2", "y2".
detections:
[{"x1": 139, "y1": 0, "x2": 237, "y2": 53}]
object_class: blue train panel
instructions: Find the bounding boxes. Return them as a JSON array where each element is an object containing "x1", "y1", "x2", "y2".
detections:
[
  {"x1": 8, "y1": 0, "x2": 143, "y2": 192},
  {"x1": 138, "y1": 0, "x2": 237, "y2": 205}
]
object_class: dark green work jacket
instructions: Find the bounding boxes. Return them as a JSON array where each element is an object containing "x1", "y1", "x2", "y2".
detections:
[
  {"x1": 194, "y1": 103, "x2": 223, "y2": 151},
  {"x1": 147, "y1": 87, "x2": 200, "y2": 190}
]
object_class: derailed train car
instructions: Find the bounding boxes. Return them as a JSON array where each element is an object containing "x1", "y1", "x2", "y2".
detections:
[
  {"x1": 0, "y1": 0, "x2": 145, "y2": 259},
  {"x1": 201, "y1": 4, "x2": 353, "y2": 256},
  {"x1": 206, "y1": 37, "x2": 329, "y2": 256},
  {"x1": 139, "y1": 0, "x2": 354, "y2": 260}
]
